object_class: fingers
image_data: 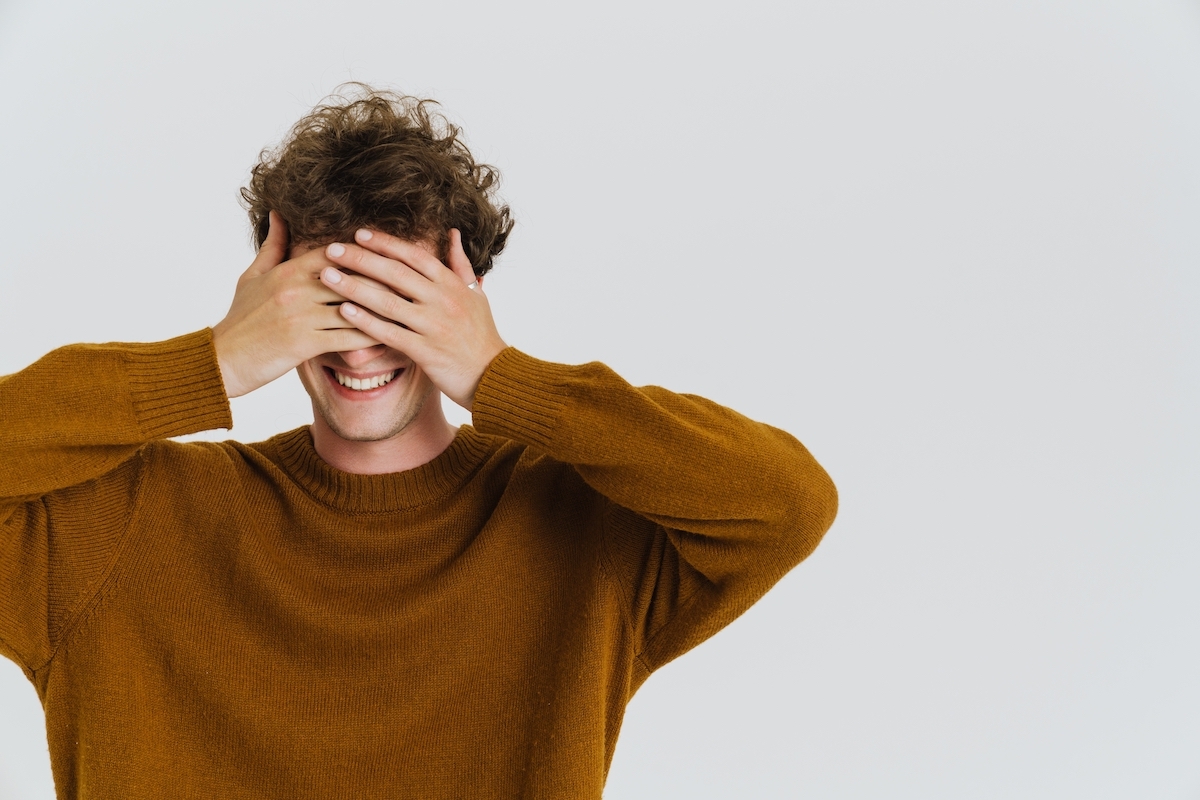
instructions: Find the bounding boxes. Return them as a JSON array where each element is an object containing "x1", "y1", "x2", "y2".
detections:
[
  {"x1": 322, "y1": 241, "x2": 432, "y2": 301},
  {"x1": 319, "y1": 266, "x2": 425, "y2": 330},
  {"x1": 351, "y1": 228, "x2": 448, "y2": 282},
  {"x1": 320, "y1": 228, "x2": 479, "y2": 306},
  {"x1": 447, "y1": 229, "x2": 478, "y2": 287},
  {"x1": 318, "y1": 229, "x2": 485, "y2": 347},
  {"x1": 247, "y1": 211, "x2": 289, "y2": 277},
  {"x1": 318, "y1": 327, "x2": 382, "y2": 352},
  {"x1": 336, "y1": 301, "x2": 419, "y2": 354}
]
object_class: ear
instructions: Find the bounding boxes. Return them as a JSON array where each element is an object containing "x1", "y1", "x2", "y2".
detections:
[{"x1": 447, "y1": 228, "x2": 477, "y2": 286}]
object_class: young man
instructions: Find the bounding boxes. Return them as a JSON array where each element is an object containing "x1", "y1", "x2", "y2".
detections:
[{"x1": 0, "y1": 88, "x2": 837, "y2": 798}]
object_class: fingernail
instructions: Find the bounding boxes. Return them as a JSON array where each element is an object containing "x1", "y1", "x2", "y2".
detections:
[
  {"x1": 342, "y1": 303, "x2": 358, "y2": 316},
  {"x1": 322, "y1": 267, "x2": 342, "y2": 284},
  {"x1": 356, "y1": 229, "x2": 373, "y2": 241},
  {"x1": 327, "y1": 243, "x2": 346, "y2": 257}
]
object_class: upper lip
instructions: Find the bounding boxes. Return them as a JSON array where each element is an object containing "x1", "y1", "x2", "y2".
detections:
[{"x1": 324, "y1": 366, "x2": 404, "y2": 380}]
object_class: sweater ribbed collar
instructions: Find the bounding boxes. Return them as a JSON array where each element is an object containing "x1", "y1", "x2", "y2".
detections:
[{"x1": 268, "y1": 425, "x2": 496, "y2": 513}]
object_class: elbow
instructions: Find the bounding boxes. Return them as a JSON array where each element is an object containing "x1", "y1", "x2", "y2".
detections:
[
  {"x1": 807, "y1": 462, "x2": 839, "y2": 541},
  {"x1": 769, "y1": 456, "x2": 838, "y2": 569}
]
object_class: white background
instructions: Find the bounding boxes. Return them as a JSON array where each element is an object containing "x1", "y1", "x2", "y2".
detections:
[{"x1": 2, "y1": 1, "x2": 1199, "y2": 797}]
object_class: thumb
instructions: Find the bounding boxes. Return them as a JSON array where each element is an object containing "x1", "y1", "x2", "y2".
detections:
[
  {"x1": 247, "y1": 211, "x2": 289, "y2": 277},
  {"x1": 447, "y1": 228, "x2": 477, "y2": 286}
]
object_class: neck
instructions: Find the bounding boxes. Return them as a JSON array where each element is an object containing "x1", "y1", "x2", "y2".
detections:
[{"x1": 309, "y1": 397, "x2": 459, "y2": 475}]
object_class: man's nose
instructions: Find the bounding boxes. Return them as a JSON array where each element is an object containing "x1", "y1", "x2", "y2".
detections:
[{"x1": 337, "y1": 345, "x2": 388, "y2": 367}]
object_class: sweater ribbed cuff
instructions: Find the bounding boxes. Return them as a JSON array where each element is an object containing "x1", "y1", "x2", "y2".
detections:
[
  {"x1": 471, "y1": 348, "x2": 568, "y2": 451},
  {"x1": 125, "y1": 329, "x2": 233, "y2": 439}
]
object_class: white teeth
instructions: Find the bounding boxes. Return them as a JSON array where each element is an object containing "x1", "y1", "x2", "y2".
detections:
[{"x1": 334, "y1": 370, "x2": 397, "y2": 391}]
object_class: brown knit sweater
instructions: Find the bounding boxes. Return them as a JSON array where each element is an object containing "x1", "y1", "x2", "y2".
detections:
[{"x1": 0, "y1": 329, "x2": 837, "y2": 799}]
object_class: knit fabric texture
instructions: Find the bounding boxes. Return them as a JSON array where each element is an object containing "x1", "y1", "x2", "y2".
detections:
[{"x1": 0, "y1": 329, "x2": 838, "y2": 799}]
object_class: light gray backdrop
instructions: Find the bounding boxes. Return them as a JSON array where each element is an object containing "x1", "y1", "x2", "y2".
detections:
[{"x1": 1, "y1": 1, "x2": 1198, "y2": 797}]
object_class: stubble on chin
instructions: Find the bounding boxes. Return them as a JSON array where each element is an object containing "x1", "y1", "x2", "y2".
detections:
[{"x1": 313, "y1": 389, "x2": 430, "y2": 443}]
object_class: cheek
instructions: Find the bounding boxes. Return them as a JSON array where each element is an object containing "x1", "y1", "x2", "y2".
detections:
[
  {"x1": 411, "y1": 365, "x2": 437, "y2": 390},
  {"x1": 296, "y1": 361, "x2": 323, "y2": 392}
]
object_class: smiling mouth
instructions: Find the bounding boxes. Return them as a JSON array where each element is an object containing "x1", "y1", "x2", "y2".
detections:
[{"x1": 325, "y1": 368, "x2": 400, "y2": 392}]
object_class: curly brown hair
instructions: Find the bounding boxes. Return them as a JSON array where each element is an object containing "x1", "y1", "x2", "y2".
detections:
[{"x1": 241, "y1": 85, "x2": 512, "y2": 277}]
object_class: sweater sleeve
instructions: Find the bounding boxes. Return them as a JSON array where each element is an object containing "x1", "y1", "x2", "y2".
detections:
[
  {"x1": 471, "y1": 347, "x2": 838, "y2": 672},
  {"x1": 0, "y1": 329, "x2": 232, "y2": 673}
]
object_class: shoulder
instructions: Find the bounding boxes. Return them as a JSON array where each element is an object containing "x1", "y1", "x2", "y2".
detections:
[{"x1": 135, "y1": 431, "x2": 293, "y2": 498}]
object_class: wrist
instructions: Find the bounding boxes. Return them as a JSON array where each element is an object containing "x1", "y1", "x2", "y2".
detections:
[
  {"x1": 215, "y1": 356, "x2": 242, "y2": 399},
  {"x1": 460, "y1": 339, "x2": 508, "y2": 411},
  {"x1": 211, "y1": 325, "x2": 247, "y2": 399}
]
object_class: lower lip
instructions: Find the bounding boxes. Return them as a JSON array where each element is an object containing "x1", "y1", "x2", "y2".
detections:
[{"x1": 324, "y1": 367, "x2": 403, "y2": 400}]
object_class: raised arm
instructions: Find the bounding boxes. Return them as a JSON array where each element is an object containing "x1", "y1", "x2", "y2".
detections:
[
  {"x1": 471, "y1": 349, "x2": 838, "y2": 671},
  {"x1": 0, "y1": 330, "x2": 231, "y2": 672},
  {"x1": 0, "y1": 210, "x2": 374, "y2": 673}
]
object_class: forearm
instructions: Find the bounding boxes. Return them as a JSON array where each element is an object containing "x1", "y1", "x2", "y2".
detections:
[
  {"x1": 471, "y1": 348, "x2": 839, "y2": 582},
  {"x1": 0, "y1": 329, "x2": 231, "y2": 501}
]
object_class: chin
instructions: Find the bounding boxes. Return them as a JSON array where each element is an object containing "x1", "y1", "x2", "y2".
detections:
[{"x1": 319, "y1": 393, "x2": 429, "y2": 443}]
